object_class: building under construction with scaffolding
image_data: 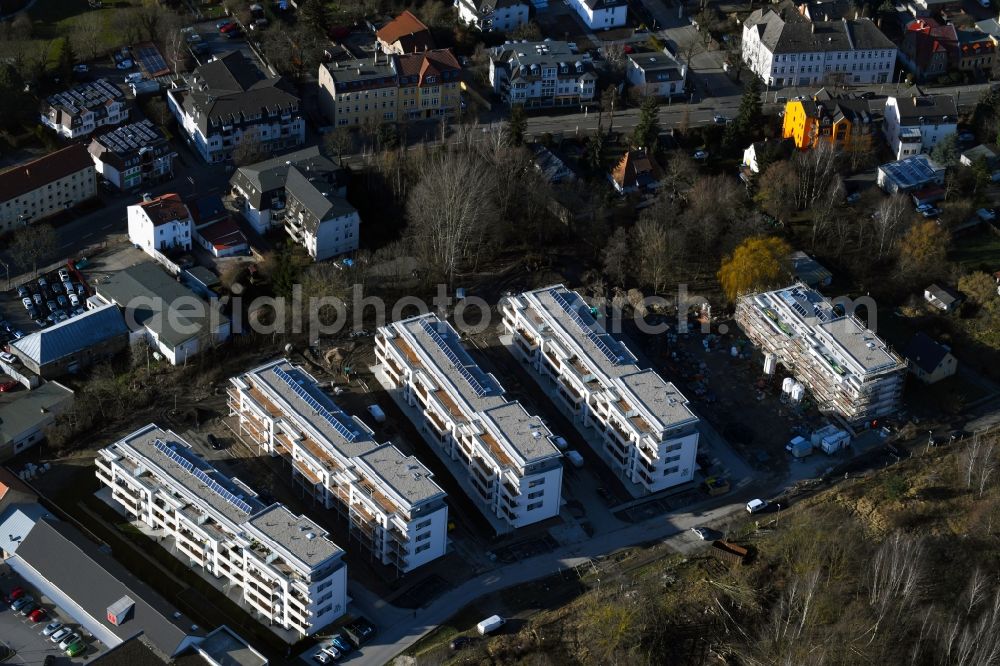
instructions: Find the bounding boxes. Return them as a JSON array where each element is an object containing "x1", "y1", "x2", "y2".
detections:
[{"x1": 735, "y1": 284, "x2": 906, "y2": 425}]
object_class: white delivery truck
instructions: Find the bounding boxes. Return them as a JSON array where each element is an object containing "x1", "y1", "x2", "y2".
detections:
[{"x1": 477, "y1": 615, "x2": 506, "y2": 635}]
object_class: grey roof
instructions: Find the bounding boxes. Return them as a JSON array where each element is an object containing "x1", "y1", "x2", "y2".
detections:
[
  {"x1": 618, "y1": 370, "x2": 697, "y2": 431},
  {"x1": 789, "y1": 250, "x2": 833, "y2": 286},
  {"x1": 961, "y1": 144, "x2": 997, "y2": 162},
  {"x1": 181, "y1": 52, "x2": 299, "y2": 135},
  {"x1": 904, "y1": 331, "x2": 952, "y2": 374},
  {"x1": 229, "y1": 146, "x2": 340, "y2": 209},
  {"x1": 195, "y1": 626, "x2": 268, "y2": 666},
  {"x1": 926, "y1": 283, "x2": 962, "y2": 306},
  {"x1": 976, "y1": 18, "x2": 1000, "y2": 38},
  {"x1": 492, "y1": 41, "x2": 596, "y2": 82},
  {"x1": 893, "y1": 94, "x2": 957, "y2": 123},
  {"x1": 744, "y1": 10, "x2": 895, "y2": 53},
  {"x1": 11, "y1": 303, "x2": 128, "y2": 365},
  {"x1": 250, "y1": 360, "x2": 382, "y2": 459},
  {"x1": 394, "y1": 315, "x2": 563, "y2": 466},
  {"x1": 629, "y1": 51, "x2": 685, "y2": 82},
  {"x1": 322, "y1": 58, "x2": 398, "y2": 87},
  {"x1": 284, "y1": 166, "x2": 356, "y2": 233},
  {"x1": 0, "y1": 503, "x2": 51, "y2": 555},
  {"x1": 14, "y1": 516, "x2": 198, "y2": 657},
  {"x1": 96, "y1": 263, "x2": 229, "y2": 349},
  {"x1": 245, "y1": 504, "x2": 344, "y2": 570},
  {"x1": 115, "y1": 425, "x2": 267, "y2": 526},
  {"x1": 0, "y1": 381, "x2": 74, "y2": 445},
  {"x1": 356, "y1": 445, "x2": 446, "y2": 506},
  {"x1": 818, "y1": 318, "x2": 901, "y2": 372}
]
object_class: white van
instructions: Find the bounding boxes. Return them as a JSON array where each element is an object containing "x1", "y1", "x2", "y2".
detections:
[
  {"x1": 746, "y1": 498, "x2": 768, "y2": 514},
  {"x1": 476, "y1": 615, "x2": 505, "y2": 635},
  {"x1": 367, "y1": 404, "x2": 386, "y2": 423}
]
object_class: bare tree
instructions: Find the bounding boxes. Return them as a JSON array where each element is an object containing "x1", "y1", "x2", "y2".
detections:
[
  {"x1": 11, "y1": 223, "x2": 57, "y2": 276},
  {"x1": 794, "y1": 142, "x2": 840, "y2": 210},
  {"x1": 71, "y1": 12, "x2": 105, "y2": 61},
  {"x1": 632, "y1": 216, "x2": 672, "y2": 293},
  {"x1": 406, "y1": 150, "x2": 497, "y2": 283},
  {"x1": 863, "y1": 532, "x2": 925, "y2": 644},
  {"x1": 603, "y1": 227, "x2": 630, "y2": 286},
  {"x1": 871, "y1": 192, "x2": 910, "y2": 259}
]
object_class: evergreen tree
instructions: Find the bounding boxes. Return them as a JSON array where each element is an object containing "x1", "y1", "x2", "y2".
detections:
[
  {"x1": 724, "y1": 76, "x2": 762, "y2": 150},
  {"x1": 631, "y1": 96, "x2": 661, "y2": 150},
  {"x1": 506, "y1": 104, "x2": 527, "y2": 146},
  {"x1": 55, "y1": 37, "x2": 77, "y2": 84}
]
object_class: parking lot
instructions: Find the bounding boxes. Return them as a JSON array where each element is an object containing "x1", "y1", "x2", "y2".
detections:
[
  {"x1": 0, "y1": 572, "x2": 104, "y2": 664},
  {"x1": 8, "y1": 263, "x2": 93, "y2": 338}
]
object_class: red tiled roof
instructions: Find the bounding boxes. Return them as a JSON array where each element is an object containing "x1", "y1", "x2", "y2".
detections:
[
  {"x1": 376, "y1": 11, "x2": 432, "y2": 48},
  {"x1": 138, "y1": 193, "x2": 191, "y2": 226},
  {"x1": 0, "y1": 145, "x2": 93, "y2": 202},
  {"x1": 197, "y1": 217, "x2": 247, "y2": 250},
  {"x1": 397, "y1": 49, "x2": 461, "y2": 86}
]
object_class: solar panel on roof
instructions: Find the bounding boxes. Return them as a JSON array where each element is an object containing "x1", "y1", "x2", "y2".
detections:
[
  {"x1": 190, "y1": 467, "x2": 254, "y2": 514},
  {"x1": 154, "y1": 438, "x2": 195, "y2": 472},
  {"x1": 418, "y1": 319, "x2": 489, "y2": 397},
  {"x1": 549, "y1": 289, "x2": 625, "y2": 365},
  {"x1": 271, "y1": 366, "x2": 359, "y2": 442}
]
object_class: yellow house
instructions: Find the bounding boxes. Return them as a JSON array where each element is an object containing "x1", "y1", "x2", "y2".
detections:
[
  {"x1": 396, "y1": 50, "x2": 463, "y2": 121},
  {"x1": 782, "y1": 93, "x2": 874, "y2": 151}
]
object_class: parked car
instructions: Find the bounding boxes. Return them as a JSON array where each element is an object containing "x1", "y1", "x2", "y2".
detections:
[
  {"x1": 57, "y1": 295, "x2": 68, "y2": 308},
  {"x1": 322, "y1": 644, "x2": 341, "y2": 660},
  {"x1": 29, "y1": 607, "x2": 48, "y2": 622},
  {"x1": 37, "y1": 277, "x2": 47, "y2": 288},
  {"x1": 219, "y1": 21, "x2": 237, "y2": 32},
  {"x1": 207, "y1": 433, "x2": 223, "y2": 450},
  {"x1": 76, "y1": 283, "x2": 87, "y2": 296},
  {"x1": 312, "y1": 650, "x2": 332, "y2": 664},
  {"x1": 713, "y1": 113, "x2": 727, "y2": 124},
  {"x1": 65, "y1": 640, "x2": 86, "y2": 657},
  {"x1": 50, "y1": 627, "x2": 73, "y2": 643},
  {"x1": 450, "y1": 636, "x2": 476, "y2": 651},
  {"x1": 42, "y1": 620, "x2": 63, "y2": 637},
  {"x1": 58, "y1": 268, "x2": 69, "y2": 281},
  {"x1": 21, "y1": 297, "x2": 32, "y2": 309},
  {"x1": 0, "y1": 381, "x2": 20, "y2": 393},
  {"x1": 690, "y1": 527, "x2": 709, "y2": 540},
  {"x1": 476, "y1": 614, "x2": 506, "y2": 635},
  {"x1": 920, "y1": 207, "x2": 941, "y2": 218},
  {"x1": 8, "y1": 586, "x2": 25, "y2": 601},
  {"x1": 27, "y1": 305, "x2": 39, "y2": 320},
  {"x1": 115, "y1": 59, "x2": 134, "y2": 69},
  {"x1": 746, "y1": 498, "x2": 768, "y2": 514},
  {"x1": 69, "y1": 293, "x2": 80, "y2": 307},
  {"x1": 19, "y1": 602, "x2": 39, "y2": 616},
  {"x1": 72, "y1": 64, "x2": 89, "y2": 73},
  {"x1": 58, "y1": 633, "x2": 80, "y2": 650},
  {"x1": 330, "y1": 633, "x2": 352, "y2": 654},
  {"x1": 11, "y1": 330, "x2": 23, "y2": 340},
  {"x1": 33, "y1": 293, "x2": 43, "y2": 306},
  {"x1": 15, "y1": 285, "x2": 28, "y2": 298},
  {"x1": 344, "y1": 617, "x2": 377, "y2": 645},
  {"x1": 216, "y1": 19, "x2": 233, "y2": 29},
  {"x1": 692, "y1": 150, "x2": 709, "y2": 160}
]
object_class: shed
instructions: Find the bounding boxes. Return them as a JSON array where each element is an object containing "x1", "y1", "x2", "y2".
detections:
[{"x1": 903, "y1": 331, "x2": 957, "y2": 384}]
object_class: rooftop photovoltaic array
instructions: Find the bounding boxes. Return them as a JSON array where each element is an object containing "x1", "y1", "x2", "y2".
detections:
[
  {"x1": 97, "y1": 119, "x2": 162, "y2": 155},
  {"x1": 549, "y1": 289, "x2": 624, "y2": 365},
  {"x1": 271, "y1": 366, "x2": 360, "y2": 442},
  {"x1": 46, "y1": 79, "x2": 122, "y2": 115},
  {"x1": 192, "y1": 467, "x2": 255, "y2": 514},
  {"x1": 418, "y1": 319, "x2": 489, "y2": 397},
  {"x1": 154, "y1": 438, "x2": 194, "y2": 473}
]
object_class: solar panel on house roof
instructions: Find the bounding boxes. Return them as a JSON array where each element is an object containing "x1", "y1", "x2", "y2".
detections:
[
  {"x1": 418, "y1": 319, "x2": 489, "y2": 397},
  {"x1": 271, "y1": 366, "x2": 360, "y2": 442},
  {"x1": 153, "y1": 438, "x2": 194, "y2": 473},
  {"x1": 549, "y1": 289, "x2": 625, "y2": 365}
]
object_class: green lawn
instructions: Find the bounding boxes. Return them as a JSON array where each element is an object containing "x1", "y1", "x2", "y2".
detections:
[{"x1": 950, "y1": 229, "x2": 1000, "y2": 272}]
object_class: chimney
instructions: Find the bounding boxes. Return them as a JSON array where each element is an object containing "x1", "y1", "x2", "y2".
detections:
[
  {"x1": 913, "y1": 95, "x2": 919, "y2": 106},
  {"x1": 811, "y1": 23, "x2": 815, "y2": 33}
]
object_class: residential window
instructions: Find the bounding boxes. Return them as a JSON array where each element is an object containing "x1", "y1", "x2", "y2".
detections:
[
  {"x1": 526, "y1": 501, "x2": 543, "y2": 511},
  {"x1": 415, "y1": 543, "x2": 431, "y2": 554}
]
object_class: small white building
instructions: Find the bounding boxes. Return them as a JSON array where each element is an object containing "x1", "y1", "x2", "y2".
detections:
[
  {"x1": 884, "y1": 94, "x2": 958, "y2": 160},
  {"x1": 127, "y1": 193, "x2": 193, "y2": 257},
  {"x1": 626, "y1": 50, "x2": 687, "y2": 99},
  {"x1": 567, "y1": 0, "x2": 626, "y2": 30},
  {"x1": 456, "y1": 0, "x2": 530, "y2": 32}
]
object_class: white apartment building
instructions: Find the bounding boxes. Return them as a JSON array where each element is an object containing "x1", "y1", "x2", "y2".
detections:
[
  {"x1": 283, "y1": 167, "x2": 360, "y2": 261},
  {"x1": 883, "y1": 94, "x2": 957, "y2": 159},
  {"x1": 87, "y1": 119, "x2": 175, "y2": 191},
  {"x1": 567, "y1": 0, "x2": 626, "y2": 30},
  {"x1": 742, "y1": 10, "x2": 897, "y2": 87},
  {"x1": 228, "y1": 359, "x2": 449, "y2": 573},
  {"x1": 456, "y1": 0, "x2": 530, "y2": 32},
  {"x1": 40, "y1": 79, "x2": 129, "y2": 139},
  {"x1": 167, "y1": 52, "x2": 304, "y2": 164},
  {"x1": 735, "y1": 283, "x2": 907, "y2": 425},
  {"x1": 95, "y1": 424, "x2": 348, "y2": 637},
  {"x1": 0, "y1": 145, "x2": 96, "y2": 232},
  {"x1": 374, "y1": 314, "x2": 564, "y2": 531},
  {"x1": 502, "y1": 286, "x2": 700, "y2": 495},
  {"x1": 127, "y1": 193, "x2": 193, "y2": 257},
  {"x1": 490, "y1": 41, "x2": 597, "y2": 108}
]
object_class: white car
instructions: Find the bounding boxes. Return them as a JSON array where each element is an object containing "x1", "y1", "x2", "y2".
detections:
[
  {"x1": 690, "y1": 527, "x2": 709, "y2": 540},
  {"x1": 58, "y1": 268, "x2": 69, "y2": 281},
  {"x1": 69, "y1": 293, "x2": 80, "y2": 307},
  {"x1": 50, "y1": 626, "x2": 73, "y2": 643},
  {"x1": 42, "y1": 620, "x2": 64, "y2": 636},
  {"x1": 59, "y1": 633, "x2": 81, "y2": 650},
  {"x1": 692, "y1": 150, "x2": 709, "y2": 160},
  {"x1": 746, "y1": 498, "x2": 768, "y2": 514},
  {"x1": 116, "y1": 59, "x2": 134, "y2": 70},
  {"x1": 22, "y1": 297, "x2": 33, "y2": 309},
  {"x1": 72, "y1": 64, "x2": 88, "y2": 73},
  {"x1": 0, "y1": 351, "x2": 17, "y2": 364}
]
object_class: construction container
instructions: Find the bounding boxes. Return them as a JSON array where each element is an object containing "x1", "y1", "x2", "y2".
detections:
[
  {"x1": 785, "y1": 435, "x2": 812, "y2": 458},
  {"x1": 477, "y1": 615, "x2": 506, "y2": 635},
  {"x1": 711, "y1": 540, "x2": 750, "y2": 565},
  {"x1": 763, "y1": 353, "x2": 777, "y2": 375},
  {"x1": 812, "y1": 424, "x2": 850, "y2": 455},
  {"x1": 790, "y1": 382, "x2": 806, "y2": 403},
  {"x1": 782, "y1": 377, "x2": 795, "y2": 394}
]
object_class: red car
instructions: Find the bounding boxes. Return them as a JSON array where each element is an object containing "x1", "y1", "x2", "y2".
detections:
[
  {"x1": 8, "y1": 586, "x2": 25, "y2": 601},
  {"x1": 0, "y1": 381, "x2": 18, "y2": 392},
  {"x1": 219, "y1": 21, "x2": 237, "y2": 33},
  {"x1": 29, "y1": 607, "x2": 47, "y2": 623}
]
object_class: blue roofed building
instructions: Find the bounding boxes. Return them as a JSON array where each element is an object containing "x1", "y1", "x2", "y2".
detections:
[
  {"x1": 9, "y1": 303, "x2": 129, "y2": 377},
  {"x1": 876, "y1": 154, "x2": 945, "y2": 193}
]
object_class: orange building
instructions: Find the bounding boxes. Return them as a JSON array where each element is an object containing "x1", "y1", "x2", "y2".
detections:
[{"x1": 782, "y1": 92, "x2": 875, "y2": 151}]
